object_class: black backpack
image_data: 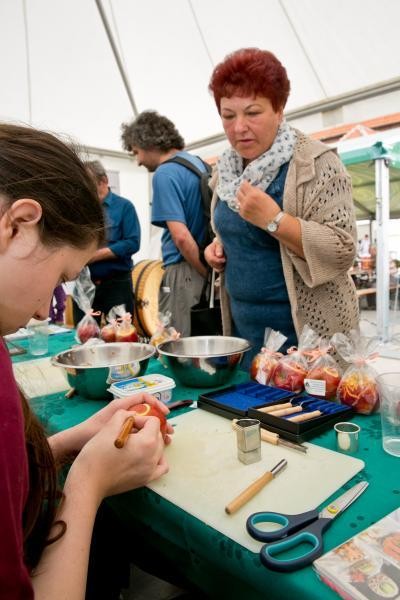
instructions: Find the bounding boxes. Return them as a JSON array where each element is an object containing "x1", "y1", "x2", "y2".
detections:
[{"x1": 162, "y1": 155, "x2": 214, "y2": 257}]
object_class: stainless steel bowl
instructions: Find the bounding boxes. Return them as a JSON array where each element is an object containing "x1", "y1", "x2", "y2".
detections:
[
  {"x1": 157, "y1": 336, "x2": 251, "y2": 388},
  {"x1": 51, "y1": 342, "x2": 155, "y2": 399}
]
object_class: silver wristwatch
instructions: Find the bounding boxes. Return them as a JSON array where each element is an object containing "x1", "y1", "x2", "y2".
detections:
[{"x1": 266, "y1": 211, "x2": 285, "y2": 233}]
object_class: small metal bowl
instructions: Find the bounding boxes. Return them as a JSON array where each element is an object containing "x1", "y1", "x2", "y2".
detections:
[
  {"x1": 51, "y1": 342, "x2": 155, "y2": 399},
  {"x1": 157, "y1": 336, "x2": 251, "y2": 388}
]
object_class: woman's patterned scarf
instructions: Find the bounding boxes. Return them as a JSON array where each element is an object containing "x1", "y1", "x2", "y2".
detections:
[{"x1": 216, "y1": 122, "x2": 297, "y2": 212}]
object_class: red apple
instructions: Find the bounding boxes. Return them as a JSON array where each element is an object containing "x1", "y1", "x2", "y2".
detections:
[
  {"x1": 77, "y1": 321, "x2": 100, "y2": 343},
  {"x1": 271, "y1": 359, "x2": 307, "y2": 393},
  {"x1": 115, "y1": 324, "x2": 139, "y2": 343},
  {"x1": 250, "y1": 353, "x2": 278, "y2": 385},
  {"x1": 128, "y1": 402, "x2": 167, "y2": 436},
  {"x1": 337, "y1": 372, "x2": 379, "y2": 414},
  {"x1": 101, "y1": 323, "x2": 116, "y2": 343},
  {"x1": 306, "y1": 365, "x2": 341, "y2": 399}
]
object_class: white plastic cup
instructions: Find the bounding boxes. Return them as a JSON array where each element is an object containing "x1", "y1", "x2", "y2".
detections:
[
  {"x1": 28, "y1": 320, "x2": 49, "y2": 356},
  {"x1": 376, "y1": 373, "x2": 400, "y2": 458}
]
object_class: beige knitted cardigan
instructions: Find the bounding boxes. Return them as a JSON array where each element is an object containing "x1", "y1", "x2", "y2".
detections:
[{"x1": 210, "y1": 130, "x2": 359, "y2": 342}]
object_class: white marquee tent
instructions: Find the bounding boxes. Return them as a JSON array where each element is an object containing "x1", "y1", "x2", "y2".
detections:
[{"x1": 2, "y1": 0, "x2": 400, "y2": 152}]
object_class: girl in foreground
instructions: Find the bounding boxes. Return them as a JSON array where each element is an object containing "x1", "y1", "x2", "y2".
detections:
[{"x1": 0, "y1": 123, "x2": 173, "y2": 598}]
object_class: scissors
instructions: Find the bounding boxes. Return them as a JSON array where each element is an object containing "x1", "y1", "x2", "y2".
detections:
[{"x1": 246, "y1": 481, "x2": 368, "y2": 572}]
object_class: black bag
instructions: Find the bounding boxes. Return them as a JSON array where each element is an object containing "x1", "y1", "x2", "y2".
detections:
[
  {"x1": 190, "y1": 269, "x2": 222, "y2": 336},
  {"x1": 162, "y1": 155, "x2": 214, "y2": 257}
]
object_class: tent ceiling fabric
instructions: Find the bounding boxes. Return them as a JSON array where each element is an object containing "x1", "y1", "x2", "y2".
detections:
[{"x1": 1, "y1": 0, "x2": 400, "y2": 151}]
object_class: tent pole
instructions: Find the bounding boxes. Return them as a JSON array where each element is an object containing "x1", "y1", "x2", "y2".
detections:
[
  {"x1": 375, "y1": 158, "x2": 390, "y2": 342},
  {"x1": 94, "y1": 0, "x2": 138, "y2": 116}
]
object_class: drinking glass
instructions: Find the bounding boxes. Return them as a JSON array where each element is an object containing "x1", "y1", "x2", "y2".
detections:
[{"x1": 376, "y1": 372, "x2": 400, "y2": 457}]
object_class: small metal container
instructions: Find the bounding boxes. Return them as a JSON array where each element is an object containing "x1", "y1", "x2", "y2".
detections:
[
  {"x1": 334, "y1": 422, "x2": 361, "y2": 453},
  {"x1": 235, "y1": 418, "x2": 261, "y2": 464}
]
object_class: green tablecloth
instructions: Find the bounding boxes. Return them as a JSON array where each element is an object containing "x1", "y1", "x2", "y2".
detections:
[{"x1": 13, "y1": 332, "x2": 400, "y2": 599}]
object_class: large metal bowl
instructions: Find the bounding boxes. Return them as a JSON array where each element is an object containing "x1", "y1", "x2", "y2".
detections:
[
  {"x1": 51, "y1": 342, "x2": 155, "y2": 399},
  {"x1": 157, "y1": 336, "x2": 251, "y2": 388}
]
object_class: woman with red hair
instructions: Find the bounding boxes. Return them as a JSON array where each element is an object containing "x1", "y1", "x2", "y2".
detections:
[{"x1": 205, "y1": 48, "x2": 359, "y2": 366}]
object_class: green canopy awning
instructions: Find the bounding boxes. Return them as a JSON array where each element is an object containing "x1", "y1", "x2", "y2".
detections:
[{"x1": 338, "y1": 140, "x2": 400, "y2": 220}]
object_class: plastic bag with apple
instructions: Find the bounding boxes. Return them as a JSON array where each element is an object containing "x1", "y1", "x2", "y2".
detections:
[
  {"x1": 270, "y1": 324, "x2": 319, "y2": 393},
  {"x1": 150, "y1": 311, "x2": 181, "y2": 349},
  {"x1": 72, "y1": 267, "x2": 101, "y2": 343},
  {"x1": 331, "y1": 329, "x2": 380, "y2": 414},
  {"x1": 250, "y1": 328, "x2": 287, "y2": 385},
  {"x1": 115, "y1": 306, "x2": 139, "y2": 343},
  {"x1": 305, "y1": 337, "x2": 342, "y2": 399},
  {"x1": 101, "y1": 305, "x2": 125, "y2": 343}
]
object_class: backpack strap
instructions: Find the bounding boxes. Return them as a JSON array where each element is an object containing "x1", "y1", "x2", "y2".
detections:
[{"x1": 162, "y1": 155, "x2": 212, "y2": 222}]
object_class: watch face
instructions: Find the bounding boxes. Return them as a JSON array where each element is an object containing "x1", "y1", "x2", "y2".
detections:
[{"x1": 267, "y1": 221, "x2": 278, "y2": 233}]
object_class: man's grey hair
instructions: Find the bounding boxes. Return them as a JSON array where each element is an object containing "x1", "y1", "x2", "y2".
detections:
[
  {"x1": 121, "y1": 110, "x2": 185, "y2": 153},
  {"x1": 85, "y1": 160, "x2": 107, "y2": 182}
]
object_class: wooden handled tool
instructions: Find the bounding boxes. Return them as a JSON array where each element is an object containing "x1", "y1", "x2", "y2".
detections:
[
  {"x1": 257, "y1": 402, "x2": 293, "y2": 414},
  {"x1": 232, "y1": 420, "x2": 307, "y2": 454},
  {"x1": 287, "y1": 410, "x2": 322, "y2": 423},
  {"x1": 225, "y1": 459, "x2": 287, "y2": 515},
  {"x1": 267, "y1": 406, "x2": 303, "y2": 417},
  {"x1": 114, "y1": 415, "x2": 135, "y2": 449}
]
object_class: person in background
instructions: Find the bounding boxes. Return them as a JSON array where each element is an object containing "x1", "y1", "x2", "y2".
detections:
[
  {"x1": 204, "y1": 48, "x2": 359, "y2": 367},
  {"x1": 0, "y1": 123, "x2": 172, "y2": 598},
  {"x1": 358, "y1": 233, "x2": 371, "y2": 257},
  {"x1": 121, "y1": 111, "x2": 207, "y2": 336},
  {"x1": 49, "y1": 284, "x2": 66, "y2": 324},
  {"x1": 73, "y1": 160, "x2": 141, "y2": 324}
]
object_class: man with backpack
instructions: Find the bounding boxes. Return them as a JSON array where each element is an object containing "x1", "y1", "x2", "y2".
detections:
[{"x1": 121, "y1": 110, "x2": 211, "y2": 336}]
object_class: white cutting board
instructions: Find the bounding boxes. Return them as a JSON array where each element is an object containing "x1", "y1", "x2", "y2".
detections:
[{"x1": 148, "y1": 409, "x2": 365, "y2": 553}]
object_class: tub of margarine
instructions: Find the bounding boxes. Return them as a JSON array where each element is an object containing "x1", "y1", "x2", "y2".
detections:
[{"x1": 108, "y1": 373, "x2": 176, "y2": 403}]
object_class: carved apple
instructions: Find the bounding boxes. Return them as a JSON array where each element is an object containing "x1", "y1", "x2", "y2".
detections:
[{"x1": 128, "y1": 402, "x2": 167, "y2": 436}]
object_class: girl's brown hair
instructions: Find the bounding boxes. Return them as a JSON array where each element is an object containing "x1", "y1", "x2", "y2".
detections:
[
  {"x1": 0, "y1": 123, "x2": 105, "y2": 568},
  {"x1": 0, "y1": 123, "x2": 105, "y2": 248}
]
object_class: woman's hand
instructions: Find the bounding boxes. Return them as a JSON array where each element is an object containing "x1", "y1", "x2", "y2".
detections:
[
  {"x1": 66, "y1": 409, "x2": 169, "y2": 501},
  {"x1": 49, "y1": 393, "x2": 174, "y2": 458},
  {"x1": 237, "y1": 180, "x2": 280, "y2": 229},
  {"x1": 204, "y1": 239, "x2": 226, "y2": 272}
]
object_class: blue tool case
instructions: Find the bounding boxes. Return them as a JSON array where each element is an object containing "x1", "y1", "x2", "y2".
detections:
[{"x1": 198, "y1": 381, "x2": 353, "y2": 443}]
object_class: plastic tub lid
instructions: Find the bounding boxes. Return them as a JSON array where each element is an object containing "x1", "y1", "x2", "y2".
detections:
[{"x1": 109, "y1": 373, "x2": 176, "y2": 397}]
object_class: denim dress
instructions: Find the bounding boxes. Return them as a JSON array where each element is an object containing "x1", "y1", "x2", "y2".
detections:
[{"x1": 214, "y1": 162, "x2": 297, "y2": 369}]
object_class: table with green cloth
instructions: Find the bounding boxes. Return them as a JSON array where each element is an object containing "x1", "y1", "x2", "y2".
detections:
[{"x1": 11, "y1": 331, "x2": 400, "y2": 599}]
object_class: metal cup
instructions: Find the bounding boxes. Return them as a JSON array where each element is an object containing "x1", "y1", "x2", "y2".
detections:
[
  {"x1": 235, "y1": 418, "x2": 261, "y2": 464},
  {"x1": 334, "y1": 422, "x2": 360, "y2": 453}
]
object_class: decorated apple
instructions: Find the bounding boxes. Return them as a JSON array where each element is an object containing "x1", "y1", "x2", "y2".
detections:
[
  {"x1": 115, "y1": 313, "x2": 139, "y2": 343},
  {"x1": 250, "y1": 353, "x2": 277, "y2": 385},
  {"x1": 77, "y1": 321, "x2": 100, "y2": 343},
  {"x1": 306, "y1": 365, "x2": 341, "y2": 399},
  {"x1": 115, "y1": 325, "x2": 139, "y2": 343},
  {"x1": 271, "y1": 358, "x2": 307, "y2": 393},
  {"x1": 337, "y1": 371, "x2": 379, "y2": 414},
  {"x1": 101, "y1": 323, "x2": 117, "y2": 343},
  {"x1": 128, "y1": 402, "x2": 167, "y2": 436}
]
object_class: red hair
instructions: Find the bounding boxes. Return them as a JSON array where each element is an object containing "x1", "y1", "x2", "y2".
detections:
[{"x1": 209, "y1": 48, "x2": 290, "y2": 113}]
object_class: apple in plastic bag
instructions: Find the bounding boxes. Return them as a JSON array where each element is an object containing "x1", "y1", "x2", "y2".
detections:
[
  {"x1": 271, "y1": 359, "x2": 307, "y2": 393},
  {"x1": 77, "y1": 322, "x2": 100, "y2": 344},
  {"x1": 128, "y1": 402, "x2": 167, "y2": 436},
  {"x1": 306, "y1": 365, "x2": 341, "y2": 399},
  {"x1": 337, "y1": 372, "x2": 379, "y2": 414},
  {"x1": 115, "y1": 324, "x2": 139, "y2": 343},
  {"x1": 101, "y1": 323, "x2": 116, "y2": 343},
  {"x1": 250, "y1": 353, "x2": 277, "y2": 385}
]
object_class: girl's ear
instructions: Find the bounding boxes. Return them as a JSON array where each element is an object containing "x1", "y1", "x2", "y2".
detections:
[{"x1": 0, "y1": 199, "x2": 42, "y2": 245}]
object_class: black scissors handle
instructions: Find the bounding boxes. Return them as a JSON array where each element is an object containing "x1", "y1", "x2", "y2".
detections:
[
  {"x1": 259, "y1": 517, "x2": 332, "y2": 572},
  {"x1": 246, "y1": 508, "x2": 319, "y2": 542}
]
